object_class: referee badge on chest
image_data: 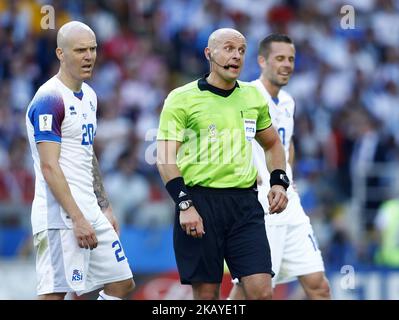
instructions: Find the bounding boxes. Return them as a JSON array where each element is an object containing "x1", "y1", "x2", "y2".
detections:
[{"x1": 244, "y1": 119, "x2": 256, "y2": 141}]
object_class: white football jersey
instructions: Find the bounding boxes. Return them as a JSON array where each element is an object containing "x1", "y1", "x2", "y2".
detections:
[
  {"x1": 26, "y1": 76, "x2": 101, "y2": 235},
  {"x1": 252, "y1": 79, "x2": 308, "y2": 225}
]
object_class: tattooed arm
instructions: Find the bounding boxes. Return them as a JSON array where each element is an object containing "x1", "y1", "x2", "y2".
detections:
[
  {"x1": 92, "y1": 153, "x2": 120, "y2": 234},
  {"x1": 92, "y1": 153, "x2": 109, "y2": 210}
]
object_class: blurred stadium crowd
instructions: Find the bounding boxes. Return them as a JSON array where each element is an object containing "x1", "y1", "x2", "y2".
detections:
[{"x1": 0, "y1": 0, "x2": 399, "y2": 270}]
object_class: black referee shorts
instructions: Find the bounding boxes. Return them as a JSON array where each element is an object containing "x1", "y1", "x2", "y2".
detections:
[{"x1": 173, "y1": 184, "x2": 272, "y2": 285}]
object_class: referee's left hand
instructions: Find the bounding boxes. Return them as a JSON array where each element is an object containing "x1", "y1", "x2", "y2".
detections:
[
  {"x1": 267, "y1": 185, "x2": 288, "y2": 214},
  {"x1": 180, "y1": 207, "x2": 205, "y2": 238}
]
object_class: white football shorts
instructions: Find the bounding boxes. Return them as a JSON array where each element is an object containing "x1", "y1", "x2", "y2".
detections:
[
  {"x1": 267, "y1": 221, "x2": 325, "y2": 286},
  {"x1": 34, "y1": 214, "x2": 133, "y2": 296}
]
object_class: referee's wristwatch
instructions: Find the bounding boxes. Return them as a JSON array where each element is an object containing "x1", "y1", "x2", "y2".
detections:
[{"x1": 178, "y1": 200, "x2": 193, "y2": 211}]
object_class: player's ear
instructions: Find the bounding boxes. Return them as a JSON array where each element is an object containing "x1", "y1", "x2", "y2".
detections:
[
  {"x1": 55, "y1": 47, "x2": 64, "y2": 61},
  {"x1": 257, "y1": 55, "x2": 266, "y2": 68}
]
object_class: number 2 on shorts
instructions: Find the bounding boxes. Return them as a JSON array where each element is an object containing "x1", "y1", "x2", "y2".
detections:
[{"x1": 112, "y1": 240, "x2": 126, "y2": 262}]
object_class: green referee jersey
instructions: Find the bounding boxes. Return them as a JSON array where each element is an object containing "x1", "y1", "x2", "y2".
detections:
[{"x1": 157, "y1": 75, "x2": 272, "y2": 188}]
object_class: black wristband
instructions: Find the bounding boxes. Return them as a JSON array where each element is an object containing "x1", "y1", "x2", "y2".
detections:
[
  {"x1": 270, "y1": 169, "x2": 290, "y2": 190},
  {"x1": 165, "y1": 177, "x2": 191, "y2": 204}
]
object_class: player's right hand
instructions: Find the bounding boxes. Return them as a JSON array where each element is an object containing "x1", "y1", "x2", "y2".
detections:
[
  {"x1": 179, "y1": 207, "x2": 205, "y2": 239},
  {"x1": 73, "y1": 216, "x2": 98, "y2": 250}
]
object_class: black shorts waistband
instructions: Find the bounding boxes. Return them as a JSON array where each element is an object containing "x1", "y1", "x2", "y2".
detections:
[{"x1": 187, "y1": 182, "x2": 257, "y2": 195}]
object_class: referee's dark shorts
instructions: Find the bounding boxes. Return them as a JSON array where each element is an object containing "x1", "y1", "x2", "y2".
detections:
[{"x1": 173, "y1": 183, "x2": 273, "y2": 284}]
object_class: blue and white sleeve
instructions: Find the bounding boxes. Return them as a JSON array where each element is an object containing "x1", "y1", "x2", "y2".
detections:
[{"x1": 27, "y1": 92, "x2": 65, "y2": 143}]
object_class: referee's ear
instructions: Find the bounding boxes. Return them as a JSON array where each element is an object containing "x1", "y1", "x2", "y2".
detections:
[{"x1": 204, "y1": 47, "x2": 211, "y2": 61}]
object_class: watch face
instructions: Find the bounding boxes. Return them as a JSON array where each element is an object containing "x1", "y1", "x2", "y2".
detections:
[
  {"x1": 180, "y1": 201, "x2": 189, "y2": 210},
  {"x1": 179, "y1": 200, "x2": 192, "y2": 211}
]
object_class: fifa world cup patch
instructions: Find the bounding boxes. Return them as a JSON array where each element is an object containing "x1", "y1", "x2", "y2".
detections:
[
  {"x1": 208, "y1": 123, "x2": 218, "y2": 142},
  {"x1": 39, "y1": 114, "x2": 53, "y2": 131}
]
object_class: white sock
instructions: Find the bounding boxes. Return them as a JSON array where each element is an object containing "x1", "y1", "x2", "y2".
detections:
[{"x1": 97, "y1": 290, "x2": 122, "y2": 300}]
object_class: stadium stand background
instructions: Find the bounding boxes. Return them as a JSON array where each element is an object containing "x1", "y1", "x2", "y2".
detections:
[{"x1": 0, "y1": 0, "x2": 399, "y2": 299}]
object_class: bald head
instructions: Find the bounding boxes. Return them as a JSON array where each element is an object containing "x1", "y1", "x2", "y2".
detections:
[
  {"x1": 55, "y1": 21, "x2": 97, "y2": 89},
  {"x1": 57, "y1": 21, "x2": 95, "y2": 50},
  {"x1": 204, "y1": 28, "x2": 246, "y2": 86},
  {"x1": 207, "y1": 28, "x2": 245, "y2": 50}
]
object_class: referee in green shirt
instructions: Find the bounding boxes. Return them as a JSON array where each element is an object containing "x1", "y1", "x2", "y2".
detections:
[{"x1": 157, "y1": 28, "x2": 289, "y2": 300}]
